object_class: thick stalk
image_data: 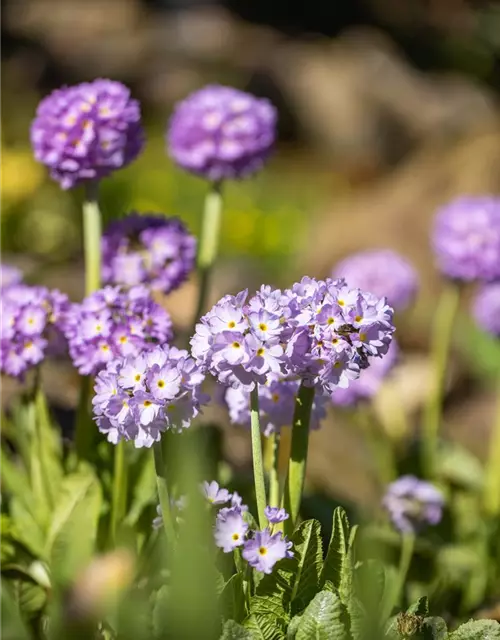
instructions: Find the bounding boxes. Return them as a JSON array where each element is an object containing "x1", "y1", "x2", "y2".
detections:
[
  {"x1": 284, "y1": 382, "x2": 315, "y2": 534},
  {"x1": 109, "y1": 441, "x2": 128, "y2": 544},
  {"x1": 82, "y1": 181, "x2": 102, "y2": 295},
  {"x1": 382, "y1": 533, "x2": 415, "y2": 621},
  {"x1": 483, "y1": 375, "x2": 500, "y2": 516},
  {"x1": 356, "y1": 406, "x2": 396, "y2": 488},
  {"x1": 250, "y1": 386, "x2": 267, "y2": 529},
  {"x1": 268, "y1": 432, "x2": 281, "y2": 509},
  {"x1": 153, "y1": 442, "x2": 176, "y2": 547},
  {"x1": 191, "y1": 181, "x2": 223, "y2": 332},
  {"x1": 422, "y1": 282, "x2": 461, "y2": 478}
]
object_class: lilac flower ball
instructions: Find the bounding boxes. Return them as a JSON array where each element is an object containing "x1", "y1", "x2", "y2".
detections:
[
  {"x1": 332, "y1": 250, "x2": 418, "y2": 312},
  {"x1": 102, "y1": 213, "x2": 196, "y2": 294},
  {"x1": 0, "y1": 285, "x2": 70, "y2": 378},
  {"x1": 167, "y1": 85, "x2": 277, "y2": 181},
  {"x1": 1, "y1": 264, "x2": 23, "y2": 289},
  {"x1": 432, "y1": 196, "x2": 500, "y2": 282},
  {"x1": 472, "y1": 283, "x2": 500, "y2": 337},
  {"x1": 382, "y1": 476, "x2": 444, "y2": 534},
  {"x1": 64, "y1": 285, "x2": 173, "y2": 376},
  {"x1": 224, "y1": 376, "x2": 328, "y2": 435},
  {"x1": 192, "y1": 279, "x2": 395, "y2": 396},
  {"x1": 30, "y1": 79, "x2": 144, "y2": 189},
  {"x1": 242, "y1": 528, "x2": 294, "y2": 574},
  {"x1": 93, "y1": 344, "x2": 207, "y2": 448},
  {"x1": 331, "y1": 339, "x2": 399, "y2": 407},
  {"x1": 265, "y1": 506, "x2": 289, "y2": 524}
]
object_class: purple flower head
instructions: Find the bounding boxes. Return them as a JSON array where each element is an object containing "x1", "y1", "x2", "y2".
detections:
[
  {"x1": 30, "y1": 79, "x2": 144, "y2": 189},
  {"x1": 102, "y1": 213, "x2": 196, "y2": 294},
  {"x1": 92, "y1": 344, "x2": 207, "y2": 447},
  {"x1": 0, "y1": 284, "x2": 70, "y2": 379},
  {"x1": 264, "y1": 506, "x2": 289, "y2": 524},
  {"x1": 64, "y1": 285, "x2": 173, "y2": 376},
  {"x1": 432, "y1": 196, "x2": 500, "y2": 282},
  {"x1": 382, "y1": 475, "x2": 444, "y2": 534},
  {"x1": 167, "y1": 85, "x2": 277, "y2": 181},
  {"x1": 202, "y1": 480, "x2": 232, "y2": 505},
  {"x1": 224, "y1": 376, "x2": 328, "y2": 435},
  {"x1": 242, "y1": 528, "x2": 294, "y2": 574},
  {"x1": 472, "y1": 283, "x2": 500, "y2": 338},
  {"x1": 332, "y1": 250, "x2": 418, "y2": 312},
  {"x1": 214, "y1": 507, "x2": 249, "y2": 552},
  {"x1": 331, "y1": 339, "x2": 399, "y2": 407},
  {"x1": 1, "y1": 264, "x2": 23, "y2": 289},
  {"x1": 230, "y1": 491, "x2": 248, "y2": 513}
]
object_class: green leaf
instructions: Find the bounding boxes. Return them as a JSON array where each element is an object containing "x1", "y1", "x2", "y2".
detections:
[
  {"x1": 0, "y1": 449, "x2": 33, "y2": 513},
  {"x1": 422, "y1": 616, "x2": 448, "y2": 640},
  {"x1": 243, "y1": 614, "x2": 284, "y2": 640},
  {"x1": 287, "y1": 615, "x2": 302, "y2": 639},
  {"x1": 45, "y1": 468, "x2": 102, "y2": 586},
  {"x1": 320, "y1": 508, "x2": 351, "y2": 595},
  {"x1": 295, "y1": 590, "x2": 348, "y2": 640},
  {"x1": 220, "y1": 620, "x2": 254, "y2": 640},
  {"x1": 152, "y1": 585, "x2": 169, "y2": 639},
  {"x1": 220, "y1": 573, "x2": 247, "y2": 623},
  {"x1": 449, "y1": 619, "x2": 500, "y2": 639},
  {"x1": 290, "y1": 519, "x2": 323, "y2": 614},
  {"x1": 9, "y1": 498, "x2": 46, "y2": 559},
  {"x1": 124, "y1": 450, "x2": 156, "y2": 527},
  {"x1": 407, "y1": 596, "x2": 429, "y2": 616},
  {"x1": 1, "y1": 580, "x2": 30, "y2": 640}
]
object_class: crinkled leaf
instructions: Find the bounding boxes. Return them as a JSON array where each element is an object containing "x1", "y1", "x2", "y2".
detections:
[
  {"x1": 449, "y1": 619, "x2": 500, "y2": 639},
  {"x1": 295, "y1": 590, "x2": 348, "y2": 640},
  {"x1": 243, "y1": 613, "x2": 284, "y2": 640},
  {"x1": 1, "y1": 580, "x2": 30, "y2": 640},
  {"x1": 124, "y1": 451, "x2": 156, "y2": 527},
  {"x1": 422, "y1": 616, "x2": 448, "y2": 640},
  {"x1": 221, "y1": 572, "x2": 247, "y2": 623},
  {"x1": 45, "y1": 468, "x2": 101, "y2": 586},
  {"x1": 290, "y1": 519, "x2": 323, "y2": 615},
  {"x1": 220, "y1": 620, "x2": 254, "y2": 640},
  {"x1": 407, "y1": 597, "x2": 429, "y2": 616},
  {"x1": 320, "y1": 508, "x2": 351, "y2": 599},
  {"x1": 0, "y1": 449, "x2": 34, "y2": 514},
  {"x1": 9, "y1": 498, "x2": 46, "y2": 559},
  {"x1": 33, "y1": 387, "x2": 64, "y2": 508},
  {"x1": 287, "y1": 615, "x2": 302, "y2": 639}
]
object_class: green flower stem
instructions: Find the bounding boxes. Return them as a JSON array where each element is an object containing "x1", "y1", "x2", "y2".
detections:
[
  {"x1": 268, "y1": 432, "x2": 281, "y2": 508},
  {"x1": 82, "y1": 181, "x2": 102, "y2": 296},
  {"x1": 284, "y1": 382, "x2": 315, "y2": 534},
  {"x1": 191, "y1": 181, "x2": 223, "y2": 332},
  {"x1": 33, "y1": 376, "x2": 56, "y2": 509},
  {"x1": 356, "y1": 406, "x2": 396, "y2": 488},
  {"x1": 153, "y1": 442, "x2": 176, "y2": 547},
  {"x1": 422, "y1": 282, "x2": 461, "y2": 478},
  {"x1": 250, "y1": 385, "x2": 267, "y2": 529},
  {"x1": 483, "y1": 375, "x2": 500, "y2": 516},
  {"x1": 74, "y1": 181, "x2": 102, "y2": 462},
  {"x1": 109, "y1": 440, "x2": 128, "y2": 544},
  {"x1": 383, "y1": 533, "x2": 415, "y2": 621}
]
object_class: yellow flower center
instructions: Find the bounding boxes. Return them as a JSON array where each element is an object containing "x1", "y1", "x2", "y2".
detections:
[
  {"x1": 232, "y1": 534, "x2": 240, "y2": 541},
  {"x1": 334, "y1": 362, "x2": 342, "y2": 369},
  {"x1": 232, "y1": 342, "x2": 241, "y2": 349},
  {"x1": 338, "y1": 299, "x2": 345, "y2": 306},
  {"x1": 258, "y1": 547, "x2": 268, "y2": 556},
  {"x1": 327, "y1": 317, "x2": 335, "y2": 325},
  {"x1": 119, "y1": 336, "x2": 128, "y2": 344},
  {"x1": 272, "y1": 393, "x2": 280, "y2": 403},
  {"x1": 257, "y1": 347, "x2": 265, "y2": 356},
  {"x1": 143, "y1": 400, "x2": 152, "y2": 407},
  {"x1": 259, "y1": 323, "x2": 268, "y2": 331},
  {"x1": 355, "y1": 315, "x2": 362, "y2": 323},
  {"x1": 134, "y1": 374, "x2": 141, "y2": 382},
  {"x1": 157, "y1": 380, "x2": 165, "y2": 388},
  {"x1": 359, "y1": 333, "x2": 367, "y2": 342},
  {"x1": 227, "y1": 321, "x2": 236, "y2": 329}
]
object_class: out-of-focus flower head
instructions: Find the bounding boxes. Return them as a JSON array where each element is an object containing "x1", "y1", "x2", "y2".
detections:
[
  {"x1": 191, "y1": 279, "x2": 395, "y2": 396},
  {"x1": 265, "y1": 506, "x2": 289, "y2": 524},
  {"x1": 331, "y1": 339, "x2": 399, "y2": 407},
  {"x1": 1, "y1": 264, "x2": 23, "y2": 289},
  {"x1": 64, "y1": 285, "x2": 173, "y2": 376},
  {"x1": 167, "y1": 85, "x2": 277, "y2": 181},
  {"x1": 224, "y1": 376, "x2": 328, "y2": 435},
  {"x1": 202, "y1": 480, "x2": 232, "y2": 505},
  {"x1": 102, "y1": 213, "x2": 196, "y2": 294},
  {"x1": 472, "y1": 283, "x2": 500, "y2": 338},
  {"x1": 0, "y1": 284, "x2": 70, "y2": 379},
  {"x1": 382, "y1": 475, "x2": 444, "y2": 534},
  {"x1": 92, "y1": 344, "x2": 208, "y2": 448},
  {"x1": 31, "y1": 79, "x2": 144, "y2": 189},
  {"x1": 242, "y1": 528, "x2": 294, "y2": 574},
  {"x1": 432, "y1": 196, "x2": 500, "y2": 282},
  {"x1": 332, "y1": 249, "x2": 418, "y2": 312}
]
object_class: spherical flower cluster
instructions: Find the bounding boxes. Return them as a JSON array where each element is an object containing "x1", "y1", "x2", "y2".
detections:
[
  {"x1": 432, "y1": 196, "x2": 500, "y2": 282},
  {"x1": 332, "y1": 250, "x2": 418, "y2": 312},
  {"x1": 1, "y1": 264, "x2": 23, "y2": 289},
  {"x1": 192, "y1": 278, "x2": 395, "y2": 396},
  {"x1": 1, "y1": 284, "x2": 70, "y2": 378},
  {"x1": 167, "y1": 85, "x2": 277, "y2": 181},
  {"x1": 31, "y1": 79, "x2": 144, "y2": 189},
  {"x1": 102, "y1": 213, "x2": 196, "y2": 294},
  {"x1": 472, "y1": 283, "x2": 500, "y2": 338},
  {"x1": 224, "y1": 376, "x2": 328, "y2": 435},
  {"x1": 64, "y1": 285, "x2": 173, "y2": 376},
  {"x1": 209, "y1": 481, "x2": 294, "y2": 573},
  {"x1": 382, "y1": 475, "x2": 444, "y2": 534},
  {"x1": 331, "y1": 339, "x2": 399, "y2": 407},
  {"x1": 92, "y1": 345, "x2": 207, "y2": 448}
]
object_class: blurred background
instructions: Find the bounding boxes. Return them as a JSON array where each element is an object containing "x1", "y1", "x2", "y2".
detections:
[{"x1": 3, "y1": 0, "x2": 500, "y2": 511}]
